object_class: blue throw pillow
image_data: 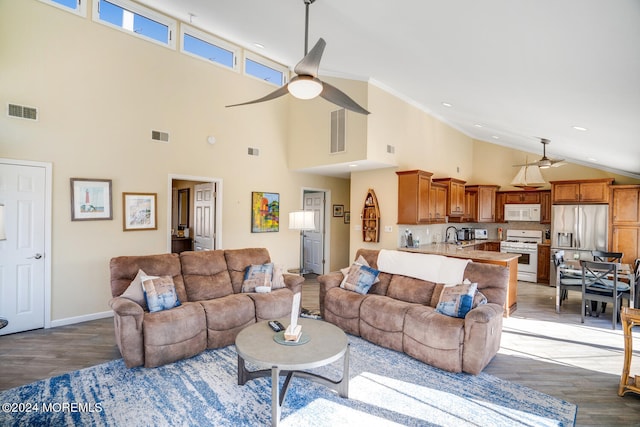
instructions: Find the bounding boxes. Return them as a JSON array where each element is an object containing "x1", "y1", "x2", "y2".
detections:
[
  {"x1": 436, "y1": 281, "x2": 478, "y2": 318},
  {"x1": 340, "y1": 263, "x2": 380, "y2": 295},
  {"x1": 142, "y1": 275, "x2": 181, "y2": 313},
  {"x1": 242, "y1": 263, "x2": 275, "y2": 293}
]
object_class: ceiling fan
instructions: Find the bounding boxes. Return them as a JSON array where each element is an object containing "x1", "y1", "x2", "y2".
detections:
[
  {"x1": 513, "y1": 138, "x2": 565, "y2": 169},
  {"x1": 226, "y1": 0, "x2": 370, "y2": 115}
]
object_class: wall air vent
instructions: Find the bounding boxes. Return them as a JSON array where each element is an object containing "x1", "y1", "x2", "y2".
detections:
[
  {"x1": 330, "y1": 108, "x2": 346, "y2": 154},
  {"x1": 387, "y1": 144, "x2": 395, "y2": 154},
  {"x1": 151, "y1": 130, "x2": 169, "y2": 143},
  {"x1": 248, "y1": 147, "x2": 260, "y2": 156},
  {"x1": 8, "y1": 103, "x2": 38, "y2": 121}
]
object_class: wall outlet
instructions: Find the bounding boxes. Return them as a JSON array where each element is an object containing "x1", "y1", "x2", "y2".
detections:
[{"x1": 384, "y1": 226, "x2": 393, "y2": 232}]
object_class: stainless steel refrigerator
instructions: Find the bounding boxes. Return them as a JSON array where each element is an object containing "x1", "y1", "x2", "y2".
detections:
[{"x1": 549, "y1": 204, "x2": 609, "y2": 284}]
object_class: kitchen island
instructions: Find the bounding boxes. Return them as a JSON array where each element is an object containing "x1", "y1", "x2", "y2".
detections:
[{"x1": 400, "y1": 243, "x2": 520, "y2": 316}]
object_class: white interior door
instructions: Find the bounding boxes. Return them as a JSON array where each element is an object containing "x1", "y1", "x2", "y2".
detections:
[
  {"x1": 0, "y1": 163, "x2": 47, "y2": 335},
  {"x1": 193, "y1": 182, "x2": 215, "y2": 251},
  {"x1": 303, "y1": 192, "x2": 324, "y2": 274}
]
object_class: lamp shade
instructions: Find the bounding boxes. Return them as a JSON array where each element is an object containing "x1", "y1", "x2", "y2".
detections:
[
  {"x1": 287, "y1": 76, "x2": 323, "y2": 100},
  {"x1": 0, "y1": 204, "x2": 5, "y2": 241},
  {"x1": 289, "y1": 210, "x2": 315, "y2": 230},
  {"x1": 511, "y1": 165, "x2": 546, "y2": 189}
]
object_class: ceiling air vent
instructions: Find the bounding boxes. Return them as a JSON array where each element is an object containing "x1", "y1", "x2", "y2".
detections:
[
  {"x1": 330, "y1": 108, "x2": 346, "y2": 154},
  {"x1": 151, "y1": 130, "x2": 169, "y2": 143},
  {"x1": 248, "y1": 147, "x2": 260, "y2": 156},
  {"x1": 8, "y1": 103, "x2": 38, "y2": 121}
]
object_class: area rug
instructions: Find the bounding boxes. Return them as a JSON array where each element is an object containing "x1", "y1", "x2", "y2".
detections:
[{"x1": 0, "y1": 335, "x2": 576, "y2": 426}]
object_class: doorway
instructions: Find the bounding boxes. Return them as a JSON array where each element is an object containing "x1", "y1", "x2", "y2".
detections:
[
  {"x1": 301, "y1": 189, "x2": 330, "y2": 275},
  {"x1": 168, "y1": 174, "x2": 222, "y2": 252},
  {"x1": 0, "y1": 158, "x2": 52, "y2": 335}
]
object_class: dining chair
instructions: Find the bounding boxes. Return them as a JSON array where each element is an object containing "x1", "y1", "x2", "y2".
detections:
[
  {"x1": 553, "y1": 250, "x2": 582, "y2": 307},
  {"x1": 590, "y1": 251, "x2": 623, "y2": 316},
  {"x1": 581, "y1": 260, "x2": 630, "y2": 329}
]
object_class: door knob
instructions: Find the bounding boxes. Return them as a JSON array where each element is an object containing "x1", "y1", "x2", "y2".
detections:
[{"x1": 28, "y1": 253, "x2": 43, "y2": 259}]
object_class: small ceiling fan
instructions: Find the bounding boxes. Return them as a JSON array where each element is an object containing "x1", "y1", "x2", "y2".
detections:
[
  {"x1": 226, "y1": 0, "x2": 370, "y2": 115},
  {"x1": 513, "y1": 138, "x2": 565, "y2": 169}
]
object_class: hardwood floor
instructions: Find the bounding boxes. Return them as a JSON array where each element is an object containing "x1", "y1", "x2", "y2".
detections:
[{"x1": 1, "y1": 277, "x2": 640, "y2": 426}]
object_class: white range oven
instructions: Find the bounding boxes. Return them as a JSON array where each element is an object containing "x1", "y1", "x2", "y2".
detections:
[{"x1": 499, "y1": 229, "x2": 542, "y2": 283}]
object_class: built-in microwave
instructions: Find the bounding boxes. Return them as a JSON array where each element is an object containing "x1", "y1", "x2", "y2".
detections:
[{"x1": 504, "y1": 204, "x2": 541, "y2": 222}]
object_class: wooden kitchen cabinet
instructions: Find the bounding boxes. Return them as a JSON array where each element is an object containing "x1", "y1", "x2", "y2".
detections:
[
  {"x1": 540, "y1": 190, "x2": 551, "y2": 224},
  {"x1": 465, "y1": 185, "x2": 498, "y2": 223},
  {"x1": 482, "y1": 241, "x2": 500, "y2": 252},
  {"x1": 550, "y1": 178, "x2": 614, "y2": 204},
  {"x1": 463, "y1": 187, "x2": 478, "y2": 222},
  {"x1": 429, "y1": 181, "x2": 447, "y2": 223},
  {"x1": 503, "y1": 191, "x2": 540, "y2": 204},
  {"x1": 433, "y1": 178, "x2": 466, "y2": 219},
  {"x1": 611, "y1": 185, "x2": 640, "y2": 225},
  {"x1": 397, "y1": 170, "x2": 433, "y2": 224},
  {"x1": 537, "y1": 244, "x2": 551, "y2": 284},
  {"x1": 610, "y1": 185, "x2": 640, "y2": 265},
  {"x1": 495, "y1": 192, "x2": 506, "y2": 223},
  {"x1": 611, "y1": 226, "x2": 640, "y2": 266}
]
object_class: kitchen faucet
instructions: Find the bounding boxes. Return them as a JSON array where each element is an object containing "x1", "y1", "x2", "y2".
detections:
[{"x1": 445, "y1": 226, "x2": 458, "y2": 243}]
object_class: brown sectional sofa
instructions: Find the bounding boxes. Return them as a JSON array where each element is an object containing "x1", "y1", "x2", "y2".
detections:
[
  {"x1": 318, "y1": 249, "x2": 508, "y2": 374},
  {"x1": 109, "y1": 248, "x2": 304, "y2": 368}
]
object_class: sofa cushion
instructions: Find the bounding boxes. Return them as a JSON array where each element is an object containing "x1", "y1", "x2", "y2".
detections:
[
  {"x1": 340, "y1": 263, "x2": 379, "y2": 294},
  {"x1": 360, "y1": 296, "x2": 418, "y2": 352},
  {"x1": 142, "y1": 275, "x2": 182, "y2": 313},
  {"x1": 247, "y1": 288, "x2": 293, "y2": 322},
  {"x1": 323, "y1": 287, "x2": 368, "y2": 336},
  {"x1": 436, "y1": 281, "x2": 478, "y2": 318},
  {"x1": 242, "y1": 263, "x2": 274, "y2": 292},
  {"x1": 121, "y1": 269, "x2": 149, "y2": 310},
  {"x1": 271, "y1": 264, "x2": 286, "y2": 289},
  {"x1": 386, "y1": 274, "x2": 437, "y2": 305},
  {"x1": 199, "y1": 294, "x2": 256, "y2": 348},
  {"x1": 463, "y1": 262, "x2": 508, "y2": 306},
  {"x1": 180, "y1": 250, "x2": 234, "y2": 302},
  {"x1": 225, "y1": 248, "x2": 271, "y2": 294},
  {"x1": 110, "y1": 253, "x2": 187, "y2": 303}
]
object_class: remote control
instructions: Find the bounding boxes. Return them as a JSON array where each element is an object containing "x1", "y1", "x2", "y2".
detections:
[{"x1": 268, "y1": 320, "x2": 284, "y2": 332}]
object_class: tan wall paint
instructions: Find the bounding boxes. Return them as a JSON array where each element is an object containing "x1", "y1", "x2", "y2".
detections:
[{"x1": 0, "y1": 0, "x2": 351, "y2": 321}]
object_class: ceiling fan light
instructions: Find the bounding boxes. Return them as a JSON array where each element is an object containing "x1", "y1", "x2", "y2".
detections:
[{"x1": 288, "y1": 76, "x2": 323, "y2": 100}]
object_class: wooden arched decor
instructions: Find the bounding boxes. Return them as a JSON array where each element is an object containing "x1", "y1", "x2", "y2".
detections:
[{"x1": 362, "y1": 189, "x2": 380, "y2": 242}]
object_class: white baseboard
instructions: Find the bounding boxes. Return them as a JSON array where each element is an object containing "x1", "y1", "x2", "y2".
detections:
[{"x1": 49, "y1": 310, "x2": 113, "y2": 328}]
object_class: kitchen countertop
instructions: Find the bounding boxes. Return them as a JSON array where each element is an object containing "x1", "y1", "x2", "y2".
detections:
[{"x1": 400, "y1": 243, "x2": 521, "y2": 262}]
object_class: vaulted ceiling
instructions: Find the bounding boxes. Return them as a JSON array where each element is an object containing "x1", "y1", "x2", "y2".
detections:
[{"x1": 138, "y1": 0, "x2": 640, "y2": 178}]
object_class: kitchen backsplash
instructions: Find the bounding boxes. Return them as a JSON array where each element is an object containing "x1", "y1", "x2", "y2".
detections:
[{"x1": 398, "y1": 221, "x2": 551, "y2": 247}]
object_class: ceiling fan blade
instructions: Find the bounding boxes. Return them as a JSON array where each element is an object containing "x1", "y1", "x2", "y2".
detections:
[
  {"x1": 320, "y1": 81, "x2": 370, "y2": 115},
  {"x1": 226, "y1": 84, "x2": 290, "y2": 108},
  {"x1": 512, "y1": 162, "x2": 539, "y2": 167},
  {"x1": 294, "y1": 38, "x2": 326, "y2": 77},
  {"x1": 551, "y1": 159, "x2": 566, "y2": 167}
]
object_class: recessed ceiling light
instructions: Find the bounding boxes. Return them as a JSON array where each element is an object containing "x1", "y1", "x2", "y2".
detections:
[
  {"x1": 253, "y1": 42, "x2": 265, "y2": 49},
  {"x1": 573, "y1": 126, "x2": 587, "y2": 131},
  {"x1": 491, "y1": 135, "x2": 500, "y2": 140},
  {"x1": 349, "y1": 164, "x2": 358, "y2": 168},
  {"x1": 441, "y1": 102, "x2": 453, "y2": 108},
  {"x1": 587, "y1": 157, "x2": 597, "y2": 162},
  {"x1": 474, "y1": 124, "x2": 484, "y2": 128}
]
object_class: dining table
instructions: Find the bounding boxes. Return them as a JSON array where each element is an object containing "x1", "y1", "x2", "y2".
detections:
[{"x1": 555, "y1": 259, "x2": 636, "y2": 313}]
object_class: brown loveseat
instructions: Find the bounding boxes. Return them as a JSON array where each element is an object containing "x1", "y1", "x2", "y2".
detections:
[
  {"x1": 318, "y1": 249, "x2": 508, "y2": 375},
  {"x1": 109, "y1": 248, "x2": 304, "y2": 368}
]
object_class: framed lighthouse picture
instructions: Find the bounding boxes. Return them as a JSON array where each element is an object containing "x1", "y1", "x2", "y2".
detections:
[{"x1": 70, "y1": 178, "x2": 113, "y2": 221}]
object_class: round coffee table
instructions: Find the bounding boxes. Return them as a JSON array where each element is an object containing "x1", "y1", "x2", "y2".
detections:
[{"x1": 235, "y1": 317, "x2": 349, "y2": 426}]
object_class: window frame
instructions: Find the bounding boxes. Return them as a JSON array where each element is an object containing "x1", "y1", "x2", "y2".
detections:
[
  {"x1": 91, "y1": 0, "x2": 176, "y2": 49},
  {"x1": 243, "y1": 51, "x2": 289, "y2": 87},
  {"x1": 39, "y1": 0, "x2": 87, "y2": 17},
  {"x1": 180, "y1": 24, "x2": 239, "y2": 72}
]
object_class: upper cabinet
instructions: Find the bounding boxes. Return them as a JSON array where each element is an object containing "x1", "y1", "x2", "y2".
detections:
[
  {"x1": 540, "y1": 190, "x2": 551, "y2": 224},
  {"x1": 550, "y1": 178, "x2": 614, "y2": 204},
  {"x1": 463, "y1": 187, "x2": 478, "y2": 222},
  {"x1": 503, "y1": 191, "x2": 540, "y2": 204},
  {"x1": 429, "y1": 181, "x2": 447, "y2": 223},
  {"x1": 397, "y1": 170, "x2": 433, "y2": 224},
  {"x1": 465, "y1": 185, "x2": 498, "y2": 223},
  {"x1": 432, "y1": 178, "x2": 466, "y2": 220},
  {"x1": 611, "y1": 185, "x2": 640, "y2": 225},
  {"x1": 495, "y1": 192, "x2": 506, "y2": 223}
]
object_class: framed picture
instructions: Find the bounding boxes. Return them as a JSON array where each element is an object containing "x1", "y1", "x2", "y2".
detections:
[
  {"x1": 333, "y1": 204, "x2": 344, "y2": 217},
  {"x1": 251, "y1": 192, "x2": 279, "y2": 233},
  {"x1": 70, "y1": 178, "x2": 113, "y2": 221},
  {"x1": 344, "y1": 211, "x2": 351, "y2": 224},
  {"x1": 123, "y1": 192, "x2": 157, "y2": 231}
]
